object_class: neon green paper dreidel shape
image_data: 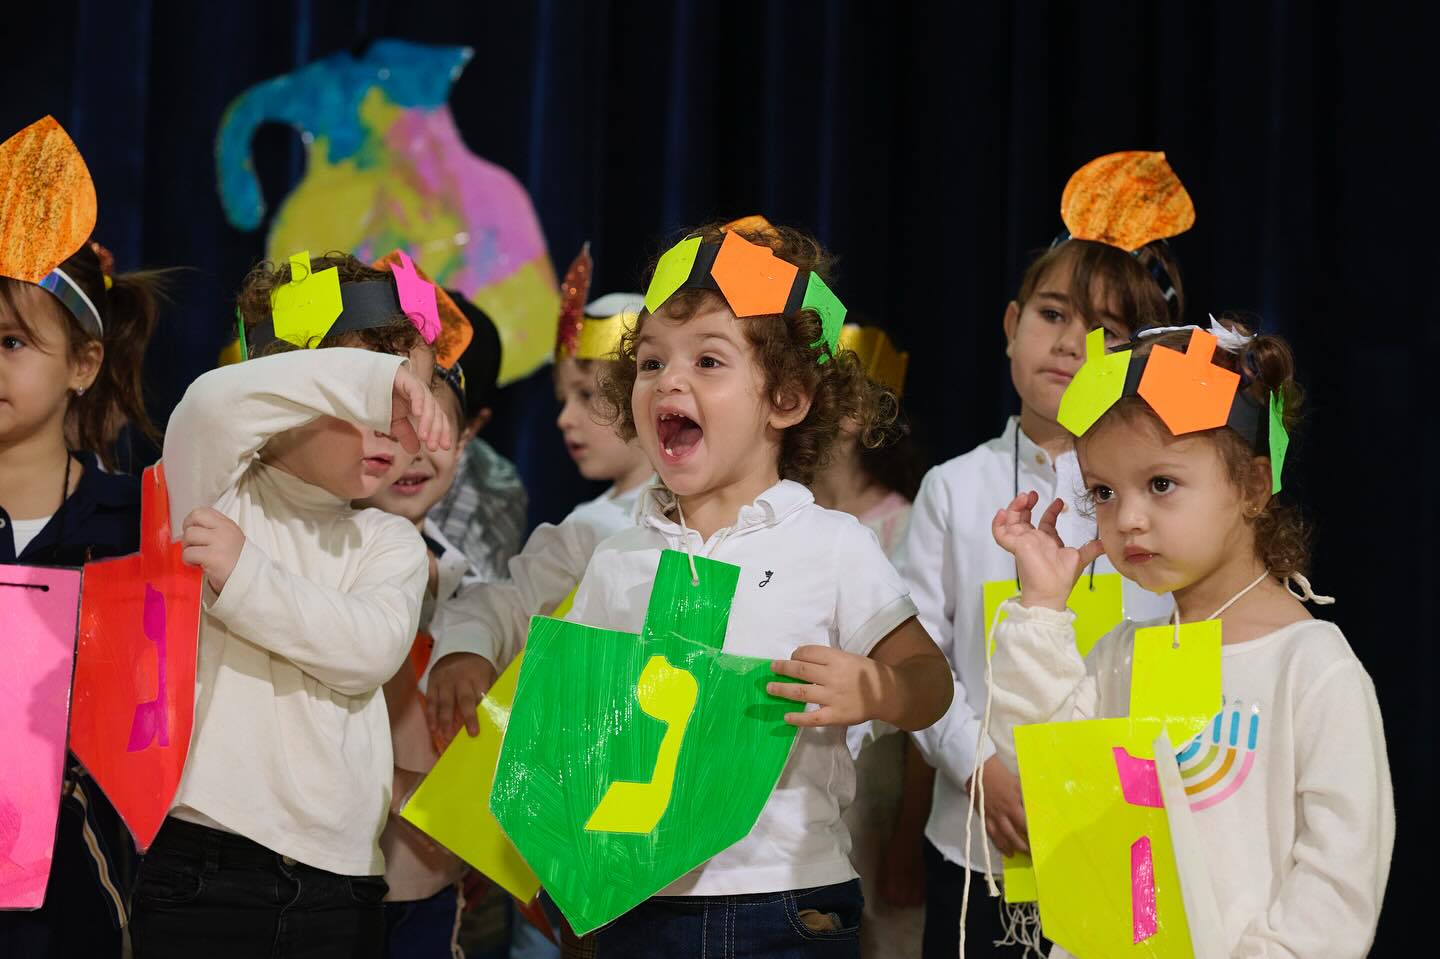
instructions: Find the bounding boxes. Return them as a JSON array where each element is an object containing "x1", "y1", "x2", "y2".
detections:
[
  {"x1": 802, "y1": 272, "x2": 847, "y2": 358},
  {"x1": 490, "y1": 550, "x2": 800, "y2": 936},
  {"x1": 1057, "y1": 328, "x2": 1131, "y2": 436},
  {"x1": 399, "y1": 652, "x2": 541, "y2": 903},
  {"x1": 983, "y1": 572, "x2": 1124, "y2": 659},
  {"x1": 270, "y1": 250, "x2": 344, "y2": 347},
  {"x1": 644, "y1": 236, "x2": 702, "y2": 314},
  {"x1": 1268, "y1": 390, "x2": 1289, "y2": 493}
]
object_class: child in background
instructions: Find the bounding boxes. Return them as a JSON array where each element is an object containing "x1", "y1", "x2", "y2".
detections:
[
  {"x1": 425, "y1": 246, "x2": 652, "y2": 743},
  {"x1": 808, "y1": 320, "x2": 931, "y2": 958},
  {"x1": 0, "y1": 115, "x2": 169, "y2": 958},
  {"x1": 895, "y1": 151, "x2": 1186, "y2": 957},
  {"x1": 130, "y1": 252, "x2": 451, "y2": 959},
  {"x1": 356, "y1": 278, "x2": 476, "y2": 958},
  {"x1": 989, "y1": 321, "x2": 1392, "y2": 956},
  {"x1": 566, "y1": 220, "x2": 951, "y2": 956},
  {"x1": 427, "y1": 292, "x2": 528, "y2": 585}
]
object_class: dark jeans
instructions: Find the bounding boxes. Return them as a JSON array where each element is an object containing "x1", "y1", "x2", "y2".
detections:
[
  {"x1": 584, "y1": 880, "x2": 863, "y2": 959},
  {"x1": 130, "y1": 818, "x2": 387, "y2": 959},
  {"x1": 922, "y1": 840, "x2": 1043, "y2": 958},
  {"x1": 384, "y1": 884, "x2": 461, "y2": 959}
]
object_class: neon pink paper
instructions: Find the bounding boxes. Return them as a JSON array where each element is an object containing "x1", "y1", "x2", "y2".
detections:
[
  {"x1": 1131, "y1": 837, "x2": 1157, "y2": 942},
  {"x1": 0, "y1": 564, "x2": 81, "y2": 909},
  {"x1": 391, "y1": 250, "x2": 440, "y2": 344},
  {"x1": 1112, "y1": 746, "x2": 1163, "y2": 808}
]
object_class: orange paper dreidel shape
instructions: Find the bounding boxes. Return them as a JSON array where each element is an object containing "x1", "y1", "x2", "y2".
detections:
[
  {"x1": 1058, "y1": 329, "x2": 1132, "y2": 436},
  {"x1": 71, "y1": 464, "x2": 202, "y2": 851},
  {"x1": 1137, "y1": 328, "x2": 1241, "y2": 435},
  {"x1": 1060, "y1": 151, "x2": 1195, "y2": 253},
  {"x1": 710, "y1": 231, "x2": 798, "y2": 317},
  {"x1": 0, "y1": 116, "x2": 98, "y2": 283}
]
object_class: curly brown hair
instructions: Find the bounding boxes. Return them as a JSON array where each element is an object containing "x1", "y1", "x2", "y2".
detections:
[
  {"x1": 0, "y1": 241, "x2": 170, "y2": 470},
  {"x1": 598, "y1": 222, "x2": 898, "y2": 485},
  {"x1": 1017, "y1": 237, "x2": 1186, "y2": 333},
  {"x1": 236, "y1": 252, "x2": 425, "y2": 360},
  {"x1": 1079, "y1": 317, "x2": 1311, "y2": 579}
]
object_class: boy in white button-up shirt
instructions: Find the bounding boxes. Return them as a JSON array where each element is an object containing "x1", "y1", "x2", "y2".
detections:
[
  {"x1": 895, "y1": 233, "x2": 1181, "y2": 957},
  {"x1": 564, "y1": 221, "x2": 951, "y2": 956}
]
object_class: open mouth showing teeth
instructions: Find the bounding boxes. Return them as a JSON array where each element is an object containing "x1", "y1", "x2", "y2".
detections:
[
  {"x1": 393, "y1": 474, "x2": 430, "y2": 489},
  {"x1": 657, "y1": 411, "x2": 703, "y2": 460}
]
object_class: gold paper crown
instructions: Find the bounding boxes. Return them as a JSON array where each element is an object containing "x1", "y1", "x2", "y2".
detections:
[
  {"x1": 569, "y1": 292, "x2": 642, "y2": 361},
  {"x1": 838, "y1": 324, "x2": 909, "y2": 397}
]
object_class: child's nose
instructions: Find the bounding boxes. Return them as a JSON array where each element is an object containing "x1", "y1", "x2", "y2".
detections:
[{"x1": 1055, "y1": 317, "x2": 1087, "y2": 357}]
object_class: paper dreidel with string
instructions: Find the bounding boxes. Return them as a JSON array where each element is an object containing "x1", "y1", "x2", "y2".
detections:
[
  {"x1": 488, "y1": 550, "x2": 801, "y2": 935},
  {"x1": 1011, "y1": 619, "x2": 1221, "y2": 957},
  {"x1": 70, "y1": 464, "x2": 202, "y2": 852}
]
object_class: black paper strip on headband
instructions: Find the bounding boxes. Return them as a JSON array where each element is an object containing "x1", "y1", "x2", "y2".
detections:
[
  {"x1": 440, "y1": 362, "x2": 466, "y2": 411},
  {"x1": 1049, "y1": 231, "x2": 1180, "y2": 320},
  {"x1": 247, "y1": 280, "x2": 404, "y2": 356}
]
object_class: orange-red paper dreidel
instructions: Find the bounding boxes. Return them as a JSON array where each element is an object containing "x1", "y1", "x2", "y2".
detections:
[
  {"x1": 70, "y1": 463, "x2": 202, "y2": 851},
  {"x1": 1136, "y1": 328, "x2": 1241, "y2": 435},
  {"x1": 710, "y1": 231, "x2": 798, "y2": 318}
]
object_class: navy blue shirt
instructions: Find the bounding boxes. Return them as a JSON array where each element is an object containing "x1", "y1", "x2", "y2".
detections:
[{"x1": 0, "y1": 451, "x2": 141, "y2": 567}]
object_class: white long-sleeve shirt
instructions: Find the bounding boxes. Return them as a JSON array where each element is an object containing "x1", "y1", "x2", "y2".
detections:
[
  {"x1": 893, "y1": 417, "x2": 1171, "y2": 870},
  {"x1": 427, "y1": 482, "x2": 644, "y2": 674},
  {"x1": 989, "y1": 601, "x2": 1394, "y2": 958},
  {"x1": 163, "y1": 348, "x2": 428, "y2": 877}
]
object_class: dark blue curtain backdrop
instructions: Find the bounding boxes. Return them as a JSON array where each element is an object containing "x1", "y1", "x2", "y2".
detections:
[{"x1": 3, "y1": 2, "x2": 1431, "y2": 947}]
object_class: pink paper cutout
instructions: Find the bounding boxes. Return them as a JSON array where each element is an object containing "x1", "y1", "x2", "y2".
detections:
[
  {"x1": 1131, "y1": 836, "x2": 1157, "y2": 942},
  {"x1": 0, "y1": 565, "x2": 82, "y2": 909},
  {"x1": 391, "y1": 249, "x2": 441, "y2": 344},
  {"x1": 125, "y1": 584, "x2": 170, "y2": 752},
  {"x1": 1112, "y1": 746, "x2": 1163, "y2": 808}
]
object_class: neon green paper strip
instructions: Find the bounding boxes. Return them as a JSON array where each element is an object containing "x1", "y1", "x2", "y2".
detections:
[
  {"x1": 802, "y1": 271, "x2": 846, "y2": 358},
  {"x1": 1268, "y1": 391, "x2": 1289, "y2": 494}
]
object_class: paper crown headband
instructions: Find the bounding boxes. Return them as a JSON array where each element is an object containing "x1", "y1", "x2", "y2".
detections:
[
  {"x1": 838, "y1": 324, "x2": 909, "y2": 397},
  {"x1": 0, "y1": 117, "x2": 103, "y2": 336},
  {"x1": 642, "y1": 223, "x2": 847, "y2": 361},
  {"x1": 1057, "y1": 325, "x2": 1289, "y2": 492},
  {"x1": 1053, "y1": 151, "x2": 1195, "y2": 308},
  {"x1": 244, "y1": 250, "x2": 470, "y2": 368}
]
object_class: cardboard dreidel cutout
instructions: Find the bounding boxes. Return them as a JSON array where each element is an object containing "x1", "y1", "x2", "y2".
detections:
[{"x1": 70, "y1": 464, "x2": 203, "y2": 852}]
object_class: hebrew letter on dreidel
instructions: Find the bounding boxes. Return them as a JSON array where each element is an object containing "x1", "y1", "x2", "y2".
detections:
[
  {"x1": 585, "y1": 656, "x2": 698, "y2": 834},
  {"x1": 126, "y1": 584, "x2": 169, "y2": 752}
]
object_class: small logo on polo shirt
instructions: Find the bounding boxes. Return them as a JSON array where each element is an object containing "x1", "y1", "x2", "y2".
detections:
[{"x1": 758, "y1": 570, "x2": 774, "y2": 588}]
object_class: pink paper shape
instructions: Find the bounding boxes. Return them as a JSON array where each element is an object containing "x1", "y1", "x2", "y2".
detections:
[
  {"x1": 0, "y1": 565, "x2": 82, "y2": 909},
  {"x1": 125, "y1": 585, "x2": 170, "y2": 752},
  {"x1": 1131, "y1": 836, "x2": 1157, "y2": 942},
  {"x1": 391, "y1": 249, "x2": 441, "y2": 344},
  {"x1": 1112, "y1": 746, "x2": 1163, "y2": 808}
]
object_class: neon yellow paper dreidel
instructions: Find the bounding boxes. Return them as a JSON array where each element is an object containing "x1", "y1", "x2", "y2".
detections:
[
  {"x1": 400, "y1": 652, "x2": 541, "y2": 903},
  {"x1": 1130, "y1": 620, "x2": 1222, "y2": 747},
  {"x1": 644, "y1": 235, "x2": 702, "y2": 314},
  {"x1": 584, "y1": 655, "x2": 698, "y2": 833},
  {"x1": 1058, "y1": 328, "x2": 1132, "y2": 436},
  {"x1": 270, "y1": 250, "x2": 344, "y2": 347},
  {"x1": 1015, "y1": 718, "x2": 1196, "y2": 958},
  {"x1": 983, "y1": 573, "x2": 1124, "y2": 659},
  {"x1": 1002, "y1": 852, "x2": 1038, "y2": 903}
]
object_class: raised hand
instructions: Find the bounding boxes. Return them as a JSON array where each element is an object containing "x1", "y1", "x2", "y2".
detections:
[
  {"x1": 991, "y1": 490, "x2": 1104, "y2": 611},
  {"x1": 390, "y1": 366, "x2": 452, "y2": 455}
]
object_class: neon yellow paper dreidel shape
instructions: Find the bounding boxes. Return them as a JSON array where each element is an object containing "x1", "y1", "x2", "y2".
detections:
[
  {"x1": 1014, "y1": 718, "x2": 1196, "y2": 959},
  {"x1": 1058, "y1": 329, "x2": 1131, "y2": 436},
  {"x1": 1002, "y1": 852, "x2": 1039, "y2": 903},
  {"x1": 584, "y1": 655, "x2": 698, "y2": 833},
  {"x1": 1130, "y1": 619, "x2": 1222, "y2": 747},
  {"x1": 983, "y1": 573, "x2": 1124, "y2": 659},
  {"x1": 644, "y1": 235, "x2": 702, "y2": 314},
  {"x1": 270, "y1": 250, "x2": 344, "y2": 347},
  {"x1": 400, "y1": 652, "x2": 541, "y2": 903}
]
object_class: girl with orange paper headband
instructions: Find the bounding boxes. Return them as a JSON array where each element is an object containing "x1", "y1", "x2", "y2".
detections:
[
  {"x1": 987, "y1": 321, "x2": 1392, "y2": 957},
  {"x1": 894, "y1": 152, "x2": 1188, "y2": 958},
  {"x1": 0, "y1": 116, "x2": 172, "y2": 958},
  {"x1": 550, "y1": 219, "x2": 950, "y2": 955},
  {"x1": 807, "y1": 319, "x2": 931, "y2": 958}
]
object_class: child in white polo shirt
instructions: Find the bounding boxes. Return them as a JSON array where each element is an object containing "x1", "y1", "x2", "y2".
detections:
[{"x1": 563, "y1": 220, "x2": 952, "y2": 956}]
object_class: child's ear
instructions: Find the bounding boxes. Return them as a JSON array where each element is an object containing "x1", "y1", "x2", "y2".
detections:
[
  {"x1": 69, "y1": 339, "x2": 103, "y2": 393},
  {"x1": 1003, "y1": 301, "x2": 1020, "y2": 357},
  {"x1": 768, "y1": 386, "x2": 813, "y2": 431},
  {"x1": 1244, "y1": 456, "x2": 1274, "y2": 514},
  {"x1": 462, "y1": 408, "x2": 491, "y2": 442}
]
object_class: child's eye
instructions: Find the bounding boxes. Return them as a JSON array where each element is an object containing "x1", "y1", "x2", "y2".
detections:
[
  {"x1": 638, "y1": 357, "x2": 662, "y2": 372},
  {"x1": 698, "y1": 355, "x2": 722, "y2": 369},
  {"x1": 1150, "y1": 476, "x2": 1175, "y2": 495},
  {"x1": 1040, "y1": 309, "x2": 1064, "y2": 323},
  {"x1": 1090, "y1": 484, "x2": 1114, "y2": 503},
  {"x1": 1, "y1": 335, "x2": 25, "y2": 350},
  {"x1": 579, "y1": 389, "x2": 594, "y2": 403}
]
